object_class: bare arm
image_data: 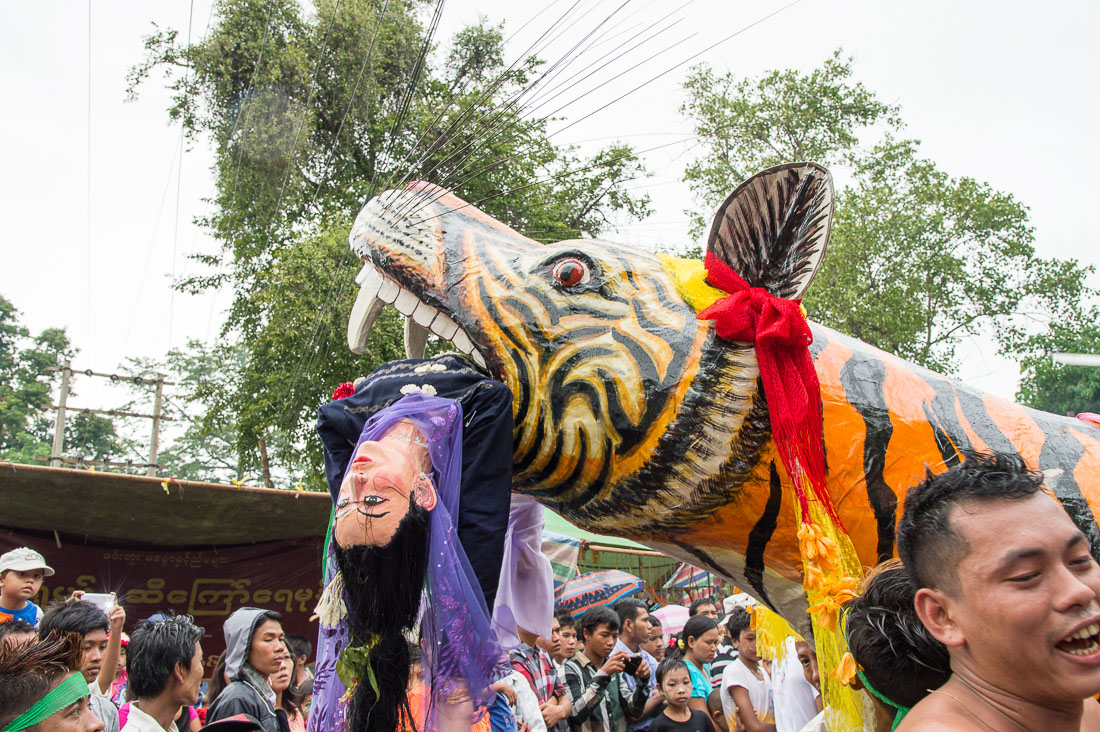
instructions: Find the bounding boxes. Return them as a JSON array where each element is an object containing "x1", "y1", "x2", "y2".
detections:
[
  {"x1": 729, "y1": 686, "x2": 775, "y2": 732},
  {"x1": 96, "y1": 599, "x2": 125, "y2": 696}
]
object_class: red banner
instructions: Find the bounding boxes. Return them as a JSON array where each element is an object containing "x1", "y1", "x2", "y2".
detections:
[{"x1": 0, "y1": 529, "x2": 324, "y2": 675}]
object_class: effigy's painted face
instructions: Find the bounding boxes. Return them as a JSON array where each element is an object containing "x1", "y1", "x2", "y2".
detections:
[{"x1": 334, "y1": 420, "x2": 437, "y2": 548}]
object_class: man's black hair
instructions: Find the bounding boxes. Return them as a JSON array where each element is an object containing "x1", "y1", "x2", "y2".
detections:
[
  {"x1": 688, "y1": 597, "x2": 716, "y2": 616},
  {"x1": 577, "y1": 605, "x2": 620, "y2": 641},
  {"x1": 39, "y1": 600, "x2": 109, "y2": 640},
  {"x1": 897, "y1": 450, "x2": 1044, "y2": 595},
  {"x1": 647, "y1": 614, "x2": 662, "y2": 629},
  {"x1": 0, "y1": 620, "x2": 35, "y2": 642},
  {"x1": 726, "y1": 607, "x2": 751, "y2": 641},
  {"x1": 612, "y1": 597, "x2": 648, "y2": 626},
  {"x1": 0, "y1": 632, "x2": 83, "y2": 729},
  {"x1": 555, "y1": 610, "x2": 576, "y2": 630},
  {"x1": 843, "y1": 560, "x2": 950, "y2": 709},
  {"x1": 127, "y1": 615, "x2": 204, "y2": 699},
  {"x1": 285, "y1": 634, "x2": 311, "y2": 662},
  {"x1": 654, "y1": 657, "x2": 687, "y2": 686}
]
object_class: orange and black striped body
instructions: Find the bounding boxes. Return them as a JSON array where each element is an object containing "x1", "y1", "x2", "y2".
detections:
[{"x1": 347, "y1": 168, "x2": 1100, "y2": 623}]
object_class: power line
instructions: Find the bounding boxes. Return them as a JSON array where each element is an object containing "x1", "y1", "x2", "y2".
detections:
[{"x1": 169, "y1": 0, "x2": 196, "y2": 350}]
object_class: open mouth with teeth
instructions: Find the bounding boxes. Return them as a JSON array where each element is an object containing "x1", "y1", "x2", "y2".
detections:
[
  {"x1": 346, "y1": 259, "x2": 488, "y2": 371},
  {"x1": 1056, "y1": 621, "x2": 1100, "y2": 657}
]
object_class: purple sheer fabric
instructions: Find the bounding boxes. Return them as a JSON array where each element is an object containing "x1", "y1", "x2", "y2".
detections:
[
  {"x1": 308, "y1": 393, "x2": 503, "y2": 732},
  {"x1": 491, "y1": 495, "x2": 554, "y2": 649}
]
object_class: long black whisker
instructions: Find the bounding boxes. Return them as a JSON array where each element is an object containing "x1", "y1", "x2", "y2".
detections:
[
  {"x1": 407, "y1": 136, "x2": 693, "y2": 226},
  {"x1": 403, "y1": 26, "x2": 696, "y2": 219},
  {"x1": 386, "y1": 0, "x2": 633, "y2": 218},
  {"x1": 379, "y1": 0, "x2": 595, "y2": 213}
]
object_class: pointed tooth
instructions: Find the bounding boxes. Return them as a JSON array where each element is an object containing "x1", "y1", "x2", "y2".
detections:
[
  {"x1": 470, "y1": 351, "x2": 487, "y2": 369},
  {"x1": 394, "y1": 288, "x2": 418, "y2": 316},
  {"x1": 430, "y1": 312, "x2": 459, "y2": 340},
  {"x1": 348, "y1": 292, "x2": 384, "y2": 354},
  {"x1": 347, "y1": 265, "x2": 385, "y2": 354},
  {"x1": 412, "y1": 301, "x2": 437, "y2": 327},
  {"x1": 404, "y1": 318, "x2": 429, "y2": 359},
  {"x1": 355, "y1": 262, "x2": 380, "y2": 286},
  {"x1": 377, "y1": 278, "x2": 400, "y2": 304},
  {"x1": 452, "y1": 330, "x2": 474, "y2": 354}
]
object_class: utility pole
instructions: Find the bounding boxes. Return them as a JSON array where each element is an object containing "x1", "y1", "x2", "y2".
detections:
[
  {"x1": 49, "y1": 362, "x2": 71, "y2": 467},
  {"x1": 147, "y1": 375, "x2": 165, "y2": 477},
  {"x1": 45, "y1": 366, "x2": 174, "y2": 474}
]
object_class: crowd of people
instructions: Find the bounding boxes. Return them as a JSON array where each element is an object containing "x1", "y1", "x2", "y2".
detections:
[{"x1": 3, "y1": 450, "x2": 1100, "y2": 732}]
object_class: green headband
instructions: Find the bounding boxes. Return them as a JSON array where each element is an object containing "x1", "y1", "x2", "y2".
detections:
[
  {"x1": 3, "y1": 673, "x2": 89, "y2": 732},
  {"x1": 855, "y1": 668, "x2": 911, "y2": 732},
  {"x1": 842, "y1": 615, "x2": 911, "y2": 732}
]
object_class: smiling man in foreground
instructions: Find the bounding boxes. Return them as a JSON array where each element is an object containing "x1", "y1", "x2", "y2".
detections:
[{"x1": 895, "y1": 450, "x2": 1100, "y2": 731}]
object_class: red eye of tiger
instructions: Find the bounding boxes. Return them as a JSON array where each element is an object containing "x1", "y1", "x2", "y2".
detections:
[{"x1": 551, "y1": 257, "x2": 591, "y2": 287}]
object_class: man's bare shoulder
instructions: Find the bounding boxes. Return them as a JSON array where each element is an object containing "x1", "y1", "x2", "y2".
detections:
[{"x1": 895, "y1": 693, "x2": 986, "y2": 732}]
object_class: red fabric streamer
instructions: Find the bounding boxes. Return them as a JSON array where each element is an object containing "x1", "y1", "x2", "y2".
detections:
[
  {"x1": 332, "y1": 382, "x2": 355, "y2": 400},
  {"x1": 697, "y1": 251, "x2": 841, "y2": 527}
]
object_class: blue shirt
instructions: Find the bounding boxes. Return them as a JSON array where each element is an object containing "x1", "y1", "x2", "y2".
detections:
[
  {"x1": 685, "y1": 659, "x2": 712, "y2": 698},
  {"x1": 0, "y1": 600, "x2": 42, "y2": 629}
]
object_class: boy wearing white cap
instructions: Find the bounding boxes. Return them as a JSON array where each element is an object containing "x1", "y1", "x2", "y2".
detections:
[{"x1": 0, "y1": 547, "x2": 54, "y2": 629}]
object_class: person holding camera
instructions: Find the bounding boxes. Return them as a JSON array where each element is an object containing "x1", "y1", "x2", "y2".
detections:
[
  {"x1": 563, "y1": 606, "x2": 650, "y2": 732},
  {"x1": 612, "y1": 599, "x2": 662, "y2": 731}
]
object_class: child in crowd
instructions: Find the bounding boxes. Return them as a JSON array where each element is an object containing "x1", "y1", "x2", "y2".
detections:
[
  {"x1": 109, "y1": 633, "x2": 129, "y2": 706},
  {"x1": 667, "y1": 616, "x2": 719, "y2": 716},
  {"x1": 642, "y1": 616, "x2": 665, "y2": 663},
  {"x1": 842, "y1": 560, "x2": 950, "y2": 732},
  {"x1": 39, "y1": 599, "x2": 125, "y2": 732},
  {"x1": 0, "y1": 547, "x2": 53, "y2": 629},
  {"x1": 649, "y1": 658, "x2": 715, "y2": 732},
  {"x1": 0, "y1": 619, "x2": 36, "y2": 648},
  {"x1": 720, "y1": 609, "x2": 775, "y2": 732},
  {"x1": 705, "y1": 691, "x2": 728, "y2": 732},
  {"x1": 793, "y1": 637, "x2": 823, "y2": 732},
  {"x1": 554, "y1": 612, "x2": 578, "y2": 664}
]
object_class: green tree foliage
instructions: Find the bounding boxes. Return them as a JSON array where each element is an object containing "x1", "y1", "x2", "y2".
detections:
[
  {"x1": 0, "y1": 295, "x2": 68, "y2": 463},
  {"x1": 681, "y1": 51, "x2": 899, "y2": 239},
  {"x1": 1016, "y1": 312, "x2": 1100, "y2": 416},
  {"x1": 0, "y1": 294, "x2": 123, "y2": 465},
  {"x1": 682, "y1": 51, "x2": 1098, "y2": 397},
  {"x1": 129, "y1": 0, "x2": 650, "y2": 480},
  {"x1": 124, "y1": 340, "x2": 258, "y2": 484}
]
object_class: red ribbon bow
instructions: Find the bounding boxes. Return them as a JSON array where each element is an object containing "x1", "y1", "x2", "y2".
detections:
[
  {"x1": 697, "y1": 251, "x2": 840, "y2": 527},
  {"x1": 332, "y1": 382, "x2": 355, "y2": 400}
]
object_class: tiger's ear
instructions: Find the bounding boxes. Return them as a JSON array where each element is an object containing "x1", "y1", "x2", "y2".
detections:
[{"x1": 706, "y1": 162, "x2": 834, "y2": 300}]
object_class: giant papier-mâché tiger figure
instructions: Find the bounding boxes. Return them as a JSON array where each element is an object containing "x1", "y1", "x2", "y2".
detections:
[{"x1": 344, "y1": 162, "x2": 1100, "y2": 623}]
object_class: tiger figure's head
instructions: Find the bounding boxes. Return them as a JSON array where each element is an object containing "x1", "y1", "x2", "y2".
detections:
[{"x1": 347, "y1": 166, "x2": 832, "y2": 557}]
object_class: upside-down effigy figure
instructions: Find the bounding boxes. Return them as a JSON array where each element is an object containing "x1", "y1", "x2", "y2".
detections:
[
  {"x1": 341, "y1": 162, "x2": 1100, "y2": 729},
  {"x1": 310, "y1": 358, "x2": 534, "y2": 732}
]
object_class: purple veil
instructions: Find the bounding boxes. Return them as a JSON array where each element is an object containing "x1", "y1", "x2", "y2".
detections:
[{"x1": 308, "y1": 392, "x2": 503, "y2": 732}]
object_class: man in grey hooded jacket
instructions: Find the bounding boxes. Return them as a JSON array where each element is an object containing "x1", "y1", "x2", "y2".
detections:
[{"x1": 206, "y1": 608, "x2": 289, "y2": 732}]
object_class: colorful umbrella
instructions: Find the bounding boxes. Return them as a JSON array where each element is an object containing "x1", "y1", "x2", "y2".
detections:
[
  {"x1": 663, "y1": 562, "x2": 711, "y2": 589},
  {"x1": 649, "y1": 603, "x2": 689, "y2": 637},
  {"x1": 555, "y1": 569, "x2": 644, "y2": 618}
]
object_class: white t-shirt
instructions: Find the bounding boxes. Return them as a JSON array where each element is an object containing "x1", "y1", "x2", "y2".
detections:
[
  {"x1": 797, "y1": 710, "x2": 827, "y2": 732},
  {"x1": 721, "y1": 659, "x2": 775, "y2": 728},
  {"x1": 771, "y1": 638, "x2": 819, "y2": 732}
]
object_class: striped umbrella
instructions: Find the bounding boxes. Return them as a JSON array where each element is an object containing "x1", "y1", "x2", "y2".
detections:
[
  {"x1": 554, "y1": 569, "x2": 644, "y2": 618},
  {"x1": 650, "y1": 603, "x2": 689, "y2": 637},
  {"x1": 663, "y1": 562, "x2": 711, "y2": 590}
]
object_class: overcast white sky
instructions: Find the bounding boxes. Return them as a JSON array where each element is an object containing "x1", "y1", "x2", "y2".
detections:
[{"x1": 2, "y1": 0, "x2": 1098, "y2": 423}]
